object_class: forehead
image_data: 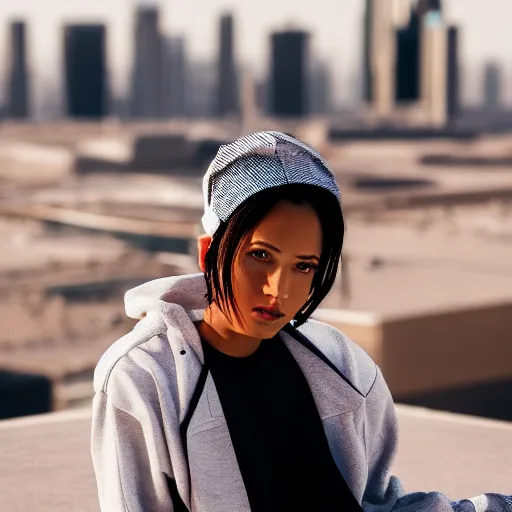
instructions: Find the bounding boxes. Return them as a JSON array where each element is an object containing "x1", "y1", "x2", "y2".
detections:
[{"x1": 248, "y1": 201, "x2": 322, "y2": 254}]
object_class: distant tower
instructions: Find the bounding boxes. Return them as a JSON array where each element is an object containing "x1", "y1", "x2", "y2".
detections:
[
  {"x1": 216, "y1": 13, "x2": 238, "y2": 118},
  {"x1": 63, "y1": 24, "x2": 107, "y2": 118},
  {"x1": 162, "y1": 36, "x2": 188, "y2": 118},
  {"x1": 130, "y1": 5, "x2": 164, "y2": 118},
  {"x1": 446, "y1": 26, "x2": 460, "y2": 122},
  {"x1": 395, "y1": 0, "x2": 445, "y2": 105},
  {"x1": 483, "y1": 62, "x2": 502, "y2": 111},
  {"x1": 364, "y1": 0, "x2": 409, "y2": 106},
  {"x1": 187, "y1": 60, "x2": 216, "y2": 118},
  {"x1": 6, "y1": 20, "x2": 30, "y2": 119},
  {"x1": 362, "y1": 0, "x2": 373, "y2": 103},
  {"x1": 395, "y1": 7, "x2": 421, "y2": 103},
  {"x1": 421, "y1": 11, "x2": 448, "y2": 126},
  {"x1": 308, "y1": 59, "x2": 332, "y2": 115},
  {"x1": 368, "y1": 0, "x2": 396, "y2": 117},
  {"x1": 269, "y1": 29, "x2": 310, "y2": 117}
]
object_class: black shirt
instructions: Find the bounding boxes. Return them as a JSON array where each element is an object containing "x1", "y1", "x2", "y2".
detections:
[{"x1": 201, "y1": 334, "x2": 361, "y2": 512}]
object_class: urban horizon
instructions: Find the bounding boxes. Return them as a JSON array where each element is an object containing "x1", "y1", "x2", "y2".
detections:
[{"x1": 1, "y1": 0, "x2": 512, "y2": 121}]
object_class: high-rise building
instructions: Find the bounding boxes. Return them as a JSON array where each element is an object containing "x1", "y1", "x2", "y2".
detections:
[
  {"x1": 362, "y1": 0, "x2": 373, "y2": 103},
  {"x1": 216, "y1": 13, "x2": 238, "y2": 118},
  {"x1": 63, "y1": 24, "x2": 107, "y2": 118},
  {"x1": 421, "y1": 11, "x2": 448, "y2": 126},
  {"x1": 446, "y1": 26, "x2": 460, "y2": 121},
  {"x1": 269, "y1": 30, "x2": 309, "y2": 117},
  {"x1": 366, "y1": 0, "x2": 457, "y2": 125},
  {"x1": 364, "y1": 0, "x2": 410, "y2": 106},
  {"x1": 308, "y1": 60, "x2": 332, "y2": 115},
  {"x1": 483, "y1": 62, "x2": 502, "y2": 110},
  {"x1": 187, "y1": 60, "x2": 216, "y2": 118},
  {"x1": 162, "y1": 36, "x2": 188, "y2": 118},
  {"x1": 6, "y1": 20, "x2": 30, "y2": 119},
  {"x1": 395, "y1": 0, "x2": 447, "y2": 105},
  {"x1": 395, "y1": 9, "x2": 421, "y2": 103},
  {"x1": 368, "y1": 0, "x2": 396, "y2": 117},
  {"x1": 130, "y1": 6, "x2": 164, "y2": 118}
]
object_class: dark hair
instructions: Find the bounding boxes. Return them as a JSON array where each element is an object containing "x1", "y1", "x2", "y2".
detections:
[{"x1": 203, "y1": 183, "x2": 344, "y2": 328}]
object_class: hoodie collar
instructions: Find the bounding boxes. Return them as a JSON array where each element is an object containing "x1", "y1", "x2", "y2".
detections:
[{"x1": 125, "y1": 273, "x2": 208, "y2": 362}]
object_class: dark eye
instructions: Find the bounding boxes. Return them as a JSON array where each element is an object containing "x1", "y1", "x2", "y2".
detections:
[
  {"x1": 250, "y1": 250, "x2": 270, "y2": 261},
  {"x1": 296, "y1": 262, "x2": 318, "y2": 274}
]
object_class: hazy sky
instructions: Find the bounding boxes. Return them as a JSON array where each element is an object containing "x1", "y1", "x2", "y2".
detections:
[{"x1": 0, "y1": 0, "x2": 511, "y2": 106}]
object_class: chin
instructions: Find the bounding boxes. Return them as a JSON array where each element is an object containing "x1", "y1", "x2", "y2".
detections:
[{"x1": 245, "y1": 318, "x2": 288, "y2": 339}]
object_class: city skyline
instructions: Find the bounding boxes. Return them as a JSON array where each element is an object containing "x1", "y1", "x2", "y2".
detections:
[{"x1": 0, "y1": 0, "x2": 511, "y2": 109}]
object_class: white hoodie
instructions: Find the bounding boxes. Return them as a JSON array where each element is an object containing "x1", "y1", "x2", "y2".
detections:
[{"x1": 91, "y1": 272, "x2": 507, "y2": 511}]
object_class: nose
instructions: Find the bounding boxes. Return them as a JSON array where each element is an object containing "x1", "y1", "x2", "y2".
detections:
[{"x1": 262, "y1": 268, "x2": 290, "y2": 304}]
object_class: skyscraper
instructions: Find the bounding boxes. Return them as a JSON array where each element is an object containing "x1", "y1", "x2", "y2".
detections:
[
  {"x1": 64, "y1": 24, "x2": 107, "y2": 118},
  {"x1": 216, "y1": 13, "x2": 238, "y2": 118},
  {"x1": 365, "y1": 0, "x2": 457, "y2": 125},
  {"x1": 395, "y1": 0, "x2": 447, "y2": 105},
  {"x1": 368, "y1": 0, "x2": 396, "y2": 117},
  {"x1": 446, "y1": 26, "x2": 460, "y2": 121},
  {"x1": 362, "y1": 0, "x2": 373, "y2": 103},
  {"x1": 187, "y1": 60, "x2": 216, "y2": 118},
  {"x1": 162, "y1": 36, "x2": 188, "y2": 118},
  {"x1": 395, "y1": 9, "x2": 421, "y2": 103},
  {"x1": 483, "y1": 62, "x2": 502, "y2": 110},
  {"x1": 421, "y1": 11, "x2": 448, "y2": 126},
  {"x1": 130, "y1": 6, "x2": 164, "y2": 118},
  {"x1": 6, "y1": 20, "x2": 30, "y2": 119},
  {"x1": 308, "y1": 59, "x2": 332, "y2": 115},
  {"x1": 269, "y1": 30, "x2": 309, "y2": 117}
]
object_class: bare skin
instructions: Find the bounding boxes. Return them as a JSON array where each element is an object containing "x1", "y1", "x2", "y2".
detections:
[{"x1": 195, "y1": 200, "x2": 322, "y2": 357}]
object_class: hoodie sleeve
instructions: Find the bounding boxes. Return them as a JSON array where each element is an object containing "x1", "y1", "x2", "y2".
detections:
[
  {"x1": 91, "y1": 390, "x2": 175, "y2": 512},
  {"x1": 362, "y1": 368, "x2": 512, "y2": 512}
]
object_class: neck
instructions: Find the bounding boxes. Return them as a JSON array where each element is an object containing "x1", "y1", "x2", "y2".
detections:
[{"x1": 196, "y1": 305, "x2": 263, "y2": 357}]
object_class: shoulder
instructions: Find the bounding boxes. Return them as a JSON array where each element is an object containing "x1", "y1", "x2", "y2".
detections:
[
  {"x1": 93, "y1": 314, "x2": 173, "y2": 397},
  {"x1": 296, "y1": 318, "x2": 378, "y2": 397}
]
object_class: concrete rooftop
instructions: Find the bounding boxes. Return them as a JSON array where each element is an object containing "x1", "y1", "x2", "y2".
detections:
[
  {"x1": 323, "y1": 213, "x2": 512, "y2": 318},
  {"x1": 0, "y1": 405, "x2": 511, "y2": 511}
]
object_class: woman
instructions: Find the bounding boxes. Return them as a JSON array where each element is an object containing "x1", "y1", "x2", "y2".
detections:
[{"x1": 91, "y1": 131, "x2": 510, "y2": 511}]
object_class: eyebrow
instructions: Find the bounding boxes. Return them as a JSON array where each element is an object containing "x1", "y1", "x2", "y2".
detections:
[{"x1": 250, "y1": 241, "x2": 320, "y2": 262}]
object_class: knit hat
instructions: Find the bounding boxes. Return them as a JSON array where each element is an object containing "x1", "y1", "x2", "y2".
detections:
[{"x1": 201, "y1": 131, "x2": 341, "y2": 236}]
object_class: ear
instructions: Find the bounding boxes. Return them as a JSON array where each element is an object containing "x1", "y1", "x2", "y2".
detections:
[{"x1": 197, "y1": 234, "x2": 213, "y2": 273}]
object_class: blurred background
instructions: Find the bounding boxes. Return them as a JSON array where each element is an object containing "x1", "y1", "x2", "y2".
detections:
[{"x1": 0, "y1": 0, "x2": 511, "y2": 425}]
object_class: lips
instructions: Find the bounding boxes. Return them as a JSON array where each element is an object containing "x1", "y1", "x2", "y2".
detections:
[{"x1": 253, "y1": 307, "x2": 285, "y2": 319}]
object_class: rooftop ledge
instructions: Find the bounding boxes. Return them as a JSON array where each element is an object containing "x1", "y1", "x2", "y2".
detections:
[{"x1": 0, "y1": 405, "x2": 511, "y2": 511}]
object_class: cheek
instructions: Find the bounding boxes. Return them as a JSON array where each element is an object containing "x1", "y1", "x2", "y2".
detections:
[
  {"x1": 232, "y1": 259, "x2": 263, "y2": 302},
  {"x1": 288, "y1": 277, "x2": 314, "y2": 305}
]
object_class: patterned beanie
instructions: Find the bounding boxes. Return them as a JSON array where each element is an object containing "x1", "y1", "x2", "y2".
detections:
[{"x1": 201, "y1": 131, "x2": 341, "y2": 236}]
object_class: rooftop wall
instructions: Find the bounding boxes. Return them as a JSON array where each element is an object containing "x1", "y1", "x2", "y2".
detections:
[{"x1": 314, "y1": 303, "x2": 512, "y2": 420}]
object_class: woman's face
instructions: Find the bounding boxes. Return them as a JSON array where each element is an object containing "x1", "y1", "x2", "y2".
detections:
[{"x1": 229, "y1": 199, "x2": 322, "y2": 339}]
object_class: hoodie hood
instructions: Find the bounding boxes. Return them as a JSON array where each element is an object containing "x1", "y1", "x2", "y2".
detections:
[
  {"x1": 94, "y1": 273, "x2": 211, "y2": 429},
  {"x1": 125, "y1": 272, "x2": 208, "y2": 322},
  {"x1": 105, "y1": 272, "x2": 211, "y2": 372}
]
